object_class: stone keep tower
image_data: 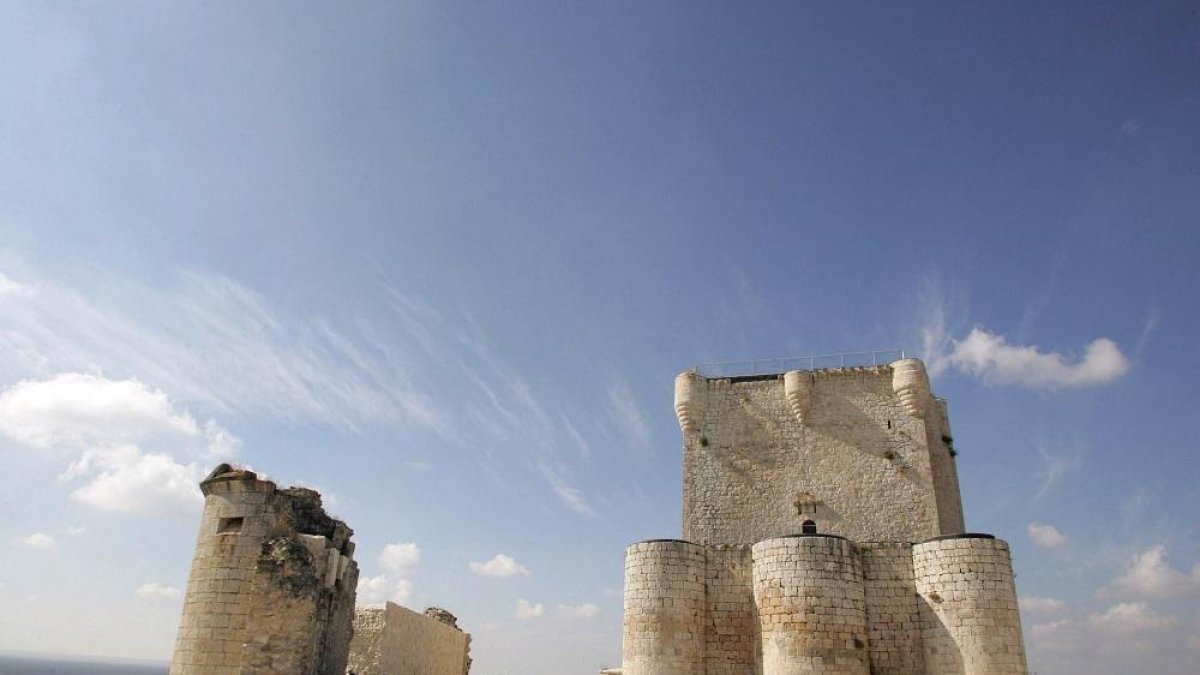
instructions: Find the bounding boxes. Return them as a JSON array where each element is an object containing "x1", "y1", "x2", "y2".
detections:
[
  {"x1": 170, "y1": 464, "x2": 359, "y2": 675},
  {"x1": 622, "y1": 358, "x2": 1029, "y2": 675}
]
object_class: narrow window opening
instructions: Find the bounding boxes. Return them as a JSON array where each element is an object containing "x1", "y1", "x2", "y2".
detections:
[
  {"x1": 217, "y1": 517, "x2": 244, "y2": 534},
  {"x1": 886, "y1": 419, "x2": 892, "y2": 430},
  {"x1": 801, "y1": 520, "x2": 817, "y2": 534}
]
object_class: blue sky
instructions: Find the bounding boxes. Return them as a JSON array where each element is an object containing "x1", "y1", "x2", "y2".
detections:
[{"x1": 1, "y1": 2, "x2": 1197, "y2": 673}]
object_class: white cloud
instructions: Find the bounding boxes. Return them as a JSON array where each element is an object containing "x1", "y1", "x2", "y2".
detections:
[
  {"x1": 390, "y1": 578, "x2": 415, "y2": 606},
  {"x1": 1027, "y1": 522, "x2": 1067, "y2": 549},
  {"x1": 363, "y1": 543, "x2": 422, "y2": 607},
  {"x1": 947, "y1": 328, "x2": 1130, "y2": 389},
  {"x1": 134, "y1": 582, "x2": 182, "y2": 599},
  {"x1": 0, "y1": 271, "x2": 450, "y2": 433},
  {"x1": 65, "y1": 525, "x2": 85, "y2": 536},
  {"x1": 0, "y1": 269, "x2": 599, "y2": 525},
  {"x1": 557, "y1": 603, "x2": 599, "y2": 618},
  {"x1": 0, "y1": 374, "x2": 236, "y2": 516},
  {"x1": 70, "y1": 449, "x2": 204, "y2": 516},
  {"x1": 0, "y1": 272, "x2": 35, "y2": 298},
  {"x1": 606, "y1": 379, "x2": 650, "y2": 449},
  {"x1": 1088, "y1": 602, "x2": 1177, "y2": 635},
  {"x1": 16, "y1": 532, "x2": 56, "y2": 549},
  {"x1": 379, "y1": 542, "x2": 421, "y2": 577},
  {"x1": 469, "y1": 554, "x2": 531, "y2": 578},
  {"x1": 1021, "y1": 596, "x2": 1067, "y2": 613},
  {"x1": 0, "y1": 374, "x2": 199, "y2": 449},
  {"x1": 1100, "y1": 546, "x2": 1200, "y2": 601},
  {"x1": 514, "y1": 599, "x2": 545, "y2": 619},
  {"x1": 356, "y1": 574, "x2": 389, "y2": 605}
]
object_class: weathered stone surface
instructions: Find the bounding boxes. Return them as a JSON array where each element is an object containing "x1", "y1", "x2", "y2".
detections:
[
  {"x1": 347, "y1": 602, "x2": 471, "y2": 675},
  {"x1": 169, "y1": 466, "x2": 359, "y2": 675},
  {"x1": 622, "y1": 358, "x2": 1028, "y2": 675}
]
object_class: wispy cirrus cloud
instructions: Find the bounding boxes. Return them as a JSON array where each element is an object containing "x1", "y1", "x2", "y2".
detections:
[
  {"x1": 606, "y1": 379, "x2": 650, "y2": 451},
  {"x1": 1033, "y1": 440, "x2": 1085, "y2": 500},
  {"x1": 1, "y1": 267, "x2": 605, "y2": 519},
  {"x1": 0, "y1": 270, "x2": 447, "y2": 433}
]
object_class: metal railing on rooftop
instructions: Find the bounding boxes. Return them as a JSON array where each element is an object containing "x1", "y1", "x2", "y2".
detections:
[{"x1": 693, "y1": 349, "x2": 906, "y2": 378}]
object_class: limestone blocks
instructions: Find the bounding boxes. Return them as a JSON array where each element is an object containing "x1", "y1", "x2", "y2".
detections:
[
  {"x1": 623, "y1": 540, "x2": 706, "y2": 675},
  {"x1": 751, "y1": 535, "x2": 870, "y2": 675},
  {"x1": 170, "y1": 464, "x2": 359, "y2": 675},
  {"x1": 674, "y1": 372, "x2": 706, "y2": 436},
  {"x1": 891, "y1": 359, "x2": 931, "y2": 419},
  {"x1": 913, "y1": 535, "x2": 1028, "y2": 675},
  {"x1": 782, "y1": 370, "x2": 813, "y2": 426}
]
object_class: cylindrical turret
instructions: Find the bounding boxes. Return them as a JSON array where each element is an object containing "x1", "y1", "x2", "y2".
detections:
[
  {"x1": 170, "y1": 466, "x2": 281, "y2": 674},
  {"x1": 891, "y1": 359, "x2": 931, "y2": 419},
  {"x1": 674, "y1": 372, "x2": 706, "y2": 436},
  {"x1": 752, "y1": 535, "x2": 870, "y2": 675},
  {"x1": 622, "y1": 540, "x2": 706, "y2": 675},
  {"x1": 783, "y1": 370, "x2": 813, "y2": 426},
  {"x1": 913, "y1": 535, "x2": 1028, "y2": 675}
]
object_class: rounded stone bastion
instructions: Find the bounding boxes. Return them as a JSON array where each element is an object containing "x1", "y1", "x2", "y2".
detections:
[
  {"x1": 912, "y1": 534, "x2": 1028, "y2": 675},
  {"x1": 751, "y1": 534, "x2": 870, "y2": 675},
  {"x1": 171, "y1": 467, "x2": 280, "y2": 673},
  {"x1": 622, "y1": 540, "x2": 706, "y2": 675}
]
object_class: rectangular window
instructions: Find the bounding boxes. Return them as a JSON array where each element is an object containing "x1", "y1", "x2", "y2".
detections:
[{"x1": 217, "y1": 517, "x2": 244, "y2": 534}]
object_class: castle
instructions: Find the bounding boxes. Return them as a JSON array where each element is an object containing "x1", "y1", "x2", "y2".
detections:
[
  {"x1": 169, "y1": 464, "x2": 470, "y2": 675},
  {"x1": 167, "y1": 355, "x2": 1028, "y2": 675},
  {"x1": 620, "y1": 358, "x2": 1029, "y2": 675}
]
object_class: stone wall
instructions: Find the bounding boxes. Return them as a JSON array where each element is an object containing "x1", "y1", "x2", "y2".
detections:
[
  {"x1": 751, "y1": 535, "x2": 870, "y2": 675},
  {"x1": 170, "y1": 465, "x2": 358, "y2": 675},
  {"x1": 622, "y1": 541, "x2": 706, "y2": 675},
  {"x1": 861, "y1": 543, "x2": 924, "y2": 675},
  {"x1": 347, "y1": 603, "x2": 471, "y2": 675},
  {"x1": 704, "y1": 545, "x2": 758, "y2": 675},
  {"x1": 678, "y1": 361, "x2": 963, "y2": 546},
  {"x1": 913, "y1": 535, "x2": 1028, "y2": 675}
]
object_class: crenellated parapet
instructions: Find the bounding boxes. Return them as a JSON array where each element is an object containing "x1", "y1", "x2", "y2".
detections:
[
  {"x1": 782, "y1": 370, "x2": 813, "y2": 426},
  {"x1": 891, "y1": 358, "x2": 932, "y2": 419},
  {"x1": 674, "y1": 372, "x2": 706, "y2": 436}
]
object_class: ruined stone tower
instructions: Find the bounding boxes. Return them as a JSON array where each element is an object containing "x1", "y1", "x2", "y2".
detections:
[
  {"x1": 622, "y1": 357, "x2": 1028, "y2": 675},
  {"x1": 170, "y1": 465, "x2": 359, "y2": 675}
]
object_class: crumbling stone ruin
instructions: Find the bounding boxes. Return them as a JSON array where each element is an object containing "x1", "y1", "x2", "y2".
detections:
[
  {"x1": 170, "y1": 465, "x2": 360, "y2": 675},
  {"x1": 621, "y1": 358, "x2": 1029, "y2": 675},
  {"x1": 346, "y1": 602, "x2": 472, "y2": 675}
]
